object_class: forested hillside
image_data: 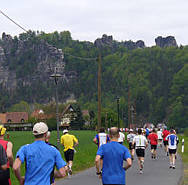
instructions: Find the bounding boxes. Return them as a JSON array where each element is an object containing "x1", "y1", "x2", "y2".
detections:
[{"x1": 0, "y1": 31, "x2": 187, "y2": 129}]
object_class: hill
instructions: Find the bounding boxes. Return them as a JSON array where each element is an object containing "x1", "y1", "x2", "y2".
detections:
[{"x1": 0, "y1": 31, "x2": 187, "y2": 129}]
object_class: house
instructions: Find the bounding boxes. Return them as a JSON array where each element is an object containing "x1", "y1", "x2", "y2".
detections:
[
  {"x1": 0, "y1": 112, "x2": 28, "y2": 124},
  {"x1": 30, "y1": 109, "x2": 52, "y2": 121},
  {"x1": 61, "y1": 104, "x2": 77, "y2": 128}
]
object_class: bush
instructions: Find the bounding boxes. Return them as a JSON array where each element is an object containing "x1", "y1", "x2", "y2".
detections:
[{"x1": 184, "y1": 128, "x2": 188, "y2": 137}]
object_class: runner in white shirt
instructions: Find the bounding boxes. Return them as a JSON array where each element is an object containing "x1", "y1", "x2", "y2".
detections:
[
  {"x1": 132, "y1": 128, "x2": 148, "y2": 174},
  {"x1": 93, "y1": 128, "x2": 110, "y2": 148},
  {"x1": 127, "y1": 129, "x2": 136, "y2": 160},
  {"x1": 157, "y1": 128, "x2": 163, "y2": 147},
  {"x1": 166, "y1": 129, "x2": 179, "y2": 169},
  {"x1": 118, "y1": 131, "x2": 125, "y2": 144}
]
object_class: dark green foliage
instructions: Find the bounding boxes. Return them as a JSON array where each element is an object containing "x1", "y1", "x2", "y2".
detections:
[{"x1": 0, "y1": 31, "x2": 188, "y2": 128}]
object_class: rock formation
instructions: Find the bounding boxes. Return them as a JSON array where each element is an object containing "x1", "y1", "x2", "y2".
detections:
[
  {"x1": 94, "y1": 34, "x2": 145, "y2": 49},
  {"x1": 155, "y1": 36, "x2": 177, "y2": 48}
]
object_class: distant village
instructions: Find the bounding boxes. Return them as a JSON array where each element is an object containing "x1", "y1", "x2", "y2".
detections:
[{"x1": 0, "y1": 104, "x2": 90, "y2": 131}]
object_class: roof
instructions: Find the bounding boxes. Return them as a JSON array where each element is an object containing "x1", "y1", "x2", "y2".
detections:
[
  {"x1": 61, "y1": 104, "x2": 75, "y2": 117},
  {"x1": 31, "y1": 109, "x2": 52, "y2": 120},
  {"x1": 0, "y1": 112, "x2": 28, "y2": 124}
]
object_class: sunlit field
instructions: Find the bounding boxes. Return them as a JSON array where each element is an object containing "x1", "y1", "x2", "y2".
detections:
[{"x1": 8, "y1": 130, "x2": 97, "y2": 185}]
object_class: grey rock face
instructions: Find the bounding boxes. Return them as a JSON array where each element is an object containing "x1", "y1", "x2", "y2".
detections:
[
  {"x1": 94, "y1": 34, "x2": 145, "y2": 49},
  {"x1": 94, "y1": 34, "x2": 114, "y2": 48},
  {"x1": 0, "y1": 33, "x2": 65, "y2": 91},
  {"x1": 155, "y1": 36, "x2": 177, "y2": 47}
]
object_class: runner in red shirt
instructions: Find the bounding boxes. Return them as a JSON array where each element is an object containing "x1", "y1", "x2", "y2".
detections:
[
  {"x1": 162, "y1": 127, "x2": 170, "y2": 156},
  {"x1": 148, "y1": 128, "x2": 158, "y2": 159}
]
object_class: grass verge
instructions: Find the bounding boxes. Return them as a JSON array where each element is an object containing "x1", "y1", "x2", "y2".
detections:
[{"x1": 178, "y1": 135, "x2": 188, "y2": 185}]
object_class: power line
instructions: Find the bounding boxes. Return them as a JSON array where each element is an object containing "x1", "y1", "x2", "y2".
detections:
[
  {"x1": 0, "y1": 10, "x2": 28, "y2": 33},
  {"x1": 0, "y1": 9, "x2": 98, "y2": 61}
]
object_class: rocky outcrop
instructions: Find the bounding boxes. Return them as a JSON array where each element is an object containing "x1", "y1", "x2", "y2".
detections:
[
  {"x1": 0, "y1": 32, "x2": 66, "y2": 91},
  {"x1": 123, "y1": 40, "x2": 145, "y2": 49},
  {"x1": 94, "y1": 34, "x2": 114, "y2": 48},
  {"x1": 155, "y1": 36, "x2": 177, "y2": 48},
  {"x1": 94, "y1": 34, "x2": 145, "y2": 49}
]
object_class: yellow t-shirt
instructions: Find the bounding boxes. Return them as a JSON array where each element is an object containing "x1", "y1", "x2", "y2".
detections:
[{"x1": 60, "y1": 134, "x2": 78, "y2": 152}]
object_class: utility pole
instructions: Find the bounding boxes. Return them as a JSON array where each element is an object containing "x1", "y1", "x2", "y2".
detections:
[
  {"x1": 128, "y1": 86, "x2": 131, "y2": 129},
  {"x1": 116, "y1": 97, "x2": 120, "y2": 128},
  {"x1": 97, "y1": 54, "x2": 102, "y2": 132},
  {"x1": 50, "y1": 67, "x2": 62, "y2": 149},
  {"x1": 105, "y1": 113, "x2": 108, "y2": 132}
]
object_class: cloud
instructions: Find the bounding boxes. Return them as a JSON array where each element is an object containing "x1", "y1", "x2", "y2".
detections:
[{"x1": 1, "y1": 0, "x2": 188, "y2": 46}]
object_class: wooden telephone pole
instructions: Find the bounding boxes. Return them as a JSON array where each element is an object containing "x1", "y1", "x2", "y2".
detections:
[
  {"x1": 128, "y1": 86, "x2": 131, "y2": 129},
  {"x1": 97, "y1": 54, "x2": 102, "y2": 132}
]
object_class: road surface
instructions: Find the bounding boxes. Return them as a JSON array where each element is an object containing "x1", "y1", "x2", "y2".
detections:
[{"x1": 56, "y1": 146, "x2": 183, "y2": 185}]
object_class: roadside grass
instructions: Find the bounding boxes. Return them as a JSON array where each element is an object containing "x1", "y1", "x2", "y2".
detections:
[
  {"x1": 178, "y1": 135, "x2": 188, "y2": 185},
  {"x1": 8, "y1": 130, "x2": 97, "y2": 185}
]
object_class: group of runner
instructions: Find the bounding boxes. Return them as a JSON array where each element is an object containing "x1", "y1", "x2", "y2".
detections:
[
  {"x1": 0, "y1": 122, "x2": 79, "y2": 185},
  {"x1": 93, "y1": 126, "x2": 179, "y2": 176},
  {"x1": 126, "y1": 126, "x2": 179, "y2": 173},
  {"x1": 0, "y1": 122, "x2": 179, "y2": 185}
]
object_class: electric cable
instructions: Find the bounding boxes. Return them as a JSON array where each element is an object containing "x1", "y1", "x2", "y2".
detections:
[{"x1": 0, "y1": 9, "x2": 98, "y2": 61}]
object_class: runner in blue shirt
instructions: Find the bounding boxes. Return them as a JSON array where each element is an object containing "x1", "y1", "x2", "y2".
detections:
[
  {"x1": 166, "y1": 129, "x2": 179, "y2": 169},
  {"x1": 13, "y1": 122, "x2": 67, "y2": 185},
  {"x1": 93, "y1": 128, "x2": 110, "y2": 148},
  {"x1": 95, "y1": 127, "x2": 132, "y2": 185}
]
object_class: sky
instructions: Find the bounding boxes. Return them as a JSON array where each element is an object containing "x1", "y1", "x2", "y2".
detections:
[{"x1": 1, "y1": 0, "x2": 188, "y2": 46}]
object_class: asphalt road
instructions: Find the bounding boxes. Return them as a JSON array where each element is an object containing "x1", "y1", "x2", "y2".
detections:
[{"x1": 56, "y1": 146, "x2": 183, "y2": 185}]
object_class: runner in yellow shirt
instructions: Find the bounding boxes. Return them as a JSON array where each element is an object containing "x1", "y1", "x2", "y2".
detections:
[{"x1": 61, "y1": 130, "x2": 78, "y2": 175}]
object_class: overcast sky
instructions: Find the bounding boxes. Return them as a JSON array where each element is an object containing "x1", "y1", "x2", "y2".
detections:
[{"x1": 1, "y1": 0, "x2": 188, "y2": 46}]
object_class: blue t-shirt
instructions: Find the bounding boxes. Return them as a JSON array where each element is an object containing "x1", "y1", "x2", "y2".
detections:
[
  {"x1": 97, "y1": 141, "x2": 131, "y2": 185},
  {"x1": 16, "y1": 140, "x2": 66, "y2": 185},
  {"x1": 95, "y1": 133, "x2": 110, "y2": 147},
  {"x1": 145, "y1": 128, "x2": 150, "y2": 136},
  {"x1": 166, "y1": 134, "x2": 178, "y2": 149}
]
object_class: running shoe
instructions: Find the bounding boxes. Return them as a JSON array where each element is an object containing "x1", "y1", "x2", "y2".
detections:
[
  {"x1": 139, "y1": 170, "x2": 143, "y2": 174},
  {"x1": 69, "y1": 168, "x2": 72, "y2": 175},
  {"x1": 172, "y1": 166, "x2": 176, "y2": 169},
  {"x1": 169, "y1": 165, "x2": 172, "y2": 169}
]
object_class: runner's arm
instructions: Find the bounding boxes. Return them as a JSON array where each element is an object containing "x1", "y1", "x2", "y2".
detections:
[
  {"x1": 54, "y1": 166, "x2": 67, "y2": 178},
  {"x1": 73, "y1": 136, "x2": 79, "y2": 147},
  {"x1": 95, "y1": 155, "x2": 102, "y2": 173},
  {"x1": 7, "y1": 141, "x2": 14, "y2": 167},
  {"x1": 93, "y1": 137, "x2": 98, "y2": 145},
  {"x1": 124, "y1": 158, "x2": 132, "y2": 170},
  {"x1": 13, "y1": 158, "x2": 25, "y2": 185},
  {"x1": 0, "y1": 146, "x2": 7, "y2": 170},
  {"x1": 145, "y1": 138, "x2": 148, "y2": 148}
]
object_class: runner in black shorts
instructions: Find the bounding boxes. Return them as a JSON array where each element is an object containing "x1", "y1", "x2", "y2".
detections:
[
  {"x1": 129, "y1": 143, "x2": 135, "y2": 150},
  {"x1": 127, "y1": 129, "x2": 136, "y2": 160},
  {"x1": 151, "y1": 145, "x2": 157, "y2": 150},
  {"x1": 163, "y1": 140, "x2": 168, "y2": 146},
  {"x1": 64, "y1": 149, "x2": 74, "y2": 162},
  {"x1": 132, "y1": 129, "x2": 148, "y2": 174},
  {"x1": 135, "y1": 148, "x2": 145, "y2": 157}
]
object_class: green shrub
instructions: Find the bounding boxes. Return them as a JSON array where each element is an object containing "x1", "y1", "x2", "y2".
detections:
[{"x1": 184, "y1": 128, "x2": 188, "y2": 137}]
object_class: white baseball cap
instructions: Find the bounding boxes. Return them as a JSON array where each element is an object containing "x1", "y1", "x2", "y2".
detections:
[
  {"x1": 130, "y1": 129, "x2": 133, "y2": 132},
  {"x1": 63, "y1": 129, "x2": 68, "y2": 134},
  {"x1": 33, "y1": 122, "x2": 48, "y2": 135}
]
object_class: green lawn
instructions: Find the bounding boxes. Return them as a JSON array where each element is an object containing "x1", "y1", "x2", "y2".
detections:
[
  {"x1": 178, "y1": 135, "x2": 188, "y2": 185},
  {"x1": 8, "y1": 130, "x2": 97, "y2": 185}
]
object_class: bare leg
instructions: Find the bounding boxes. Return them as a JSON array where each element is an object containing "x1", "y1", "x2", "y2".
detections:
[{"x1": 172, "y1": 154, "x2": 176, "y2": 168}]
